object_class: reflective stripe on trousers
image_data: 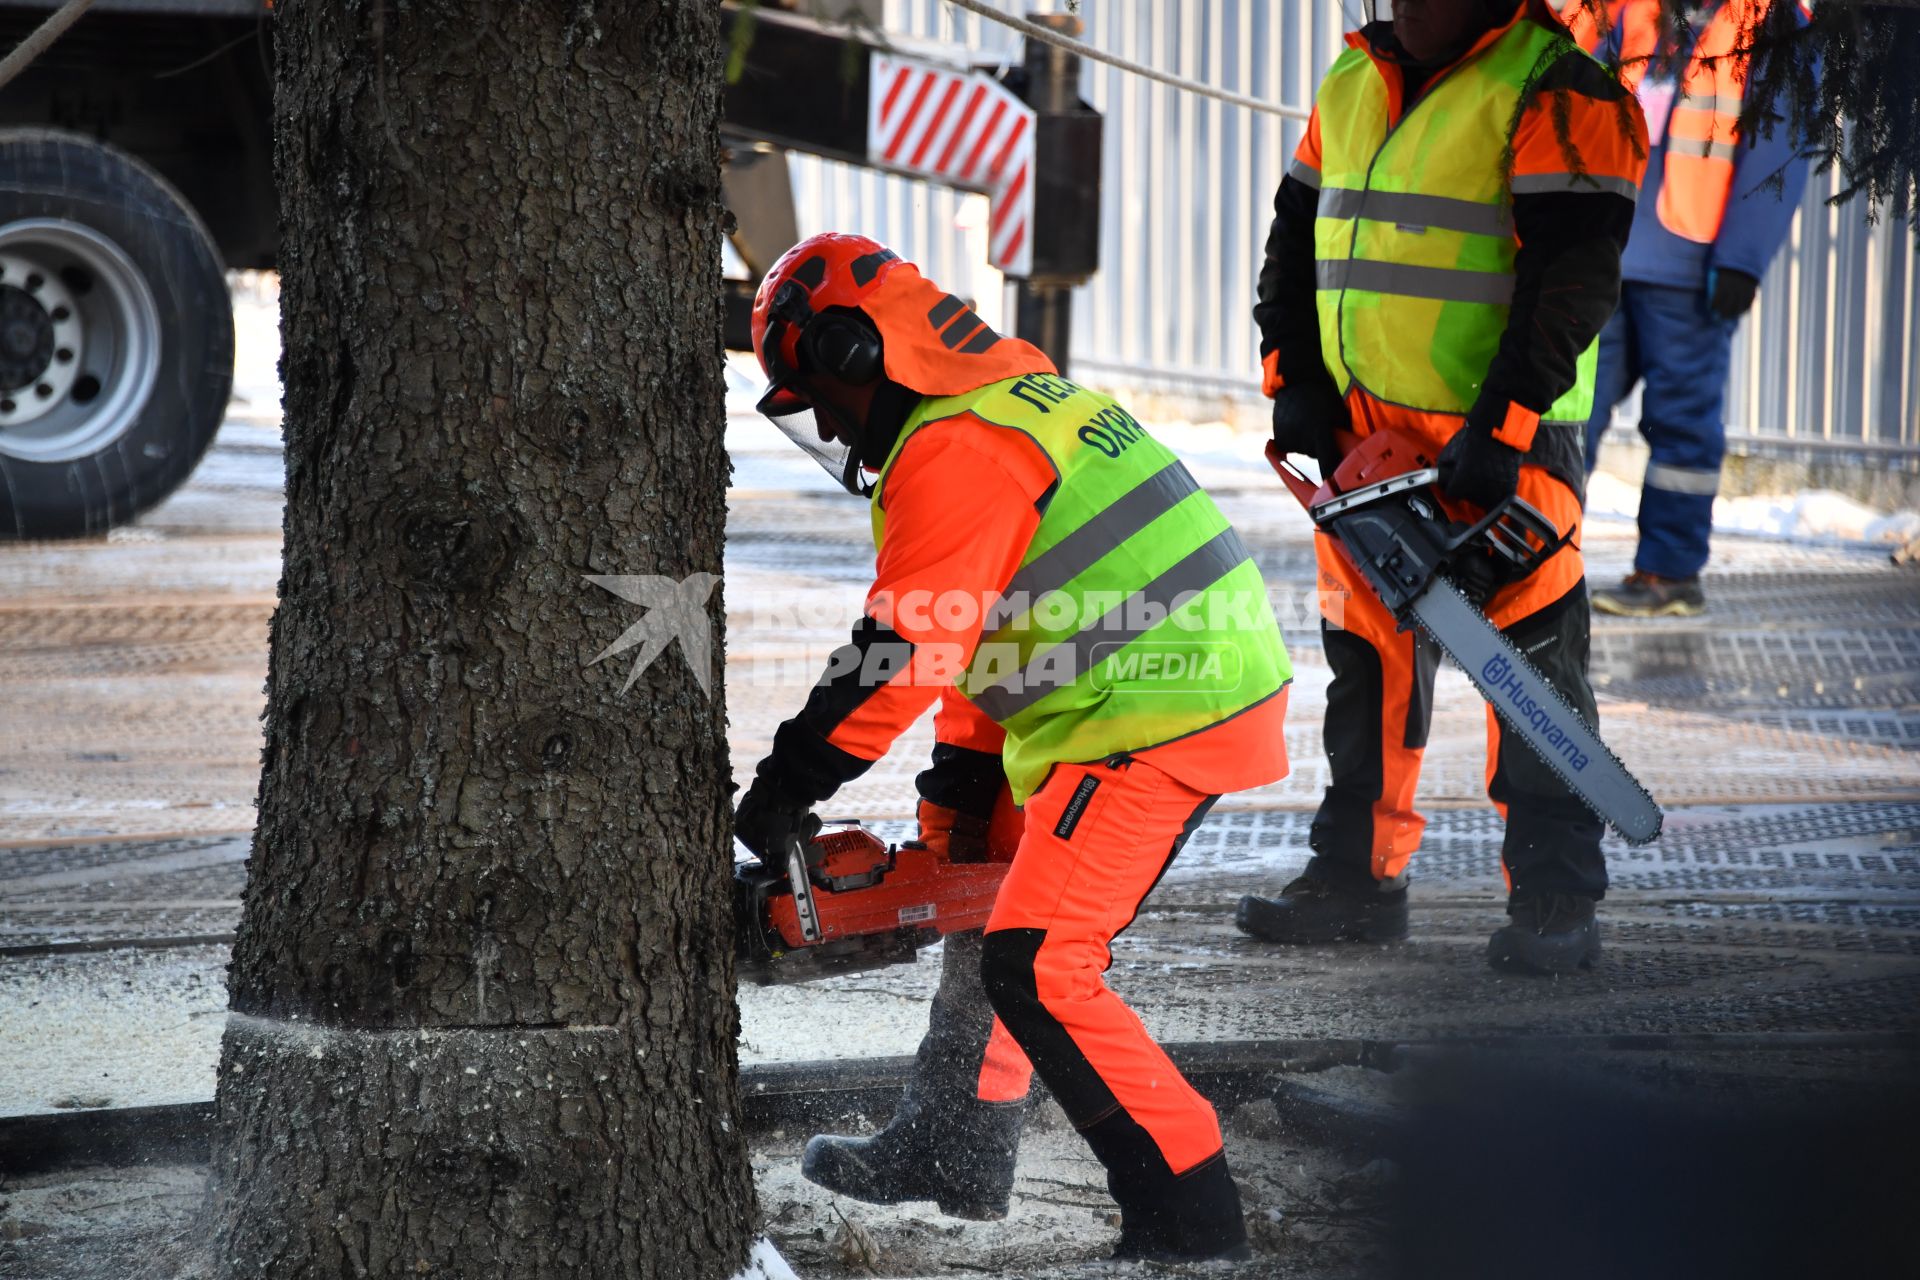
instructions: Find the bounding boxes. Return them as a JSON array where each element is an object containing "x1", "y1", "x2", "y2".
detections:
[{"x1": 1645, "y1": 461, "x2": 1720, "y2": 495}]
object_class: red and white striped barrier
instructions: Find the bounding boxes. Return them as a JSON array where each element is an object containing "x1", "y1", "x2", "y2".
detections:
[{"x1": 868, "y1": 53, "x2": 1036, "y2": 278}]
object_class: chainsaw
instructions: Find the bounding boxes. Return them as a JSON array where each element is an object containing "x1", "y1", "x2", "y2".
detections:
[
  {"x1": 734, "y1": 823, "x2": 1009, "y2": 985},
  {"x1": 1269, "y1": 428, "x2": 1663, "y2": 846}
]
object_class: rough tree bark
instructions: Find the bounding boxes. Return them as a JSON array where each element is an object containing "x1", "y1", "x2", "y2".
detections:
[{"x1": 205, "y1": 2, "x2": 752, "y2": 1276}]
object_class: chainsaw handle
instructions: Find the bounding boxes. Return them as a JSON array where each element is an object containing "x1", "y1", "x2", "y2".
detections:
[
  {"x1": 1264, "y1": 420, "x2": 1570, "y2": 579},
  {"x1": 1437, "y1": 494, "x2": 1520, "y2": 556},
  {"x1": 782, "y1": 832, "x2": 823, "y2": 944},
  {"x1": 1435, "y1": 491, "x2": 1574, "y2": 578},
  {"x1": 1265, "y1": 441, "x2": 1319, "y2": 510},
  {"x1": 1264, "y1": 427, "x2": 1365, "y2": 512}
]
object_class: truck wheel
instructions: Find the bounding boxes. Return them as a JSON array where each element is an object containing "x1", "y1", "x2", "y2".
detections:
[{"x1": 0, "y1": 129, "x2": 234, "y2": 539}]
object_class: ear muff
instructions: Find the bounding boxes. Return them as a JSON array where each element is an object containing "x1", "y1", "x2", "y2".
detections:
[{"x1": 801, "y1": 310, "x2": 884, "y2": 386}]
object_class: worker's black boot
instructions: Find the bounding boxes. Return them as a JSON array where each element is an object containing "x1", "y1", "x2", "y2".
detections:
[
  {"x1": 1487, "y1": 891, "x2": 1601, "y2": 974},
  {"x1": 801, "y1": 1075, "x2": 1025, "y2": 1219},
  {"x1": 802, "y1": 931, "x2": 1029, "y2": 1219},
  {"x1": 1086, "y1": 1115, "x2": 1252, "y2": 1263},
  {"x1": 1236, "y1": 862, "x2": 1408, "y2": 944},
  {"x1": 1110, "y1": 1165, "x2": 1253, "y2": 1262}
]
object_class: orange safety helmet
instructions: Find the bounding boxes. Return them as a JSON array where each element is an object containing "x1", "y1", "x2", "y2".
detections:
[
  {"x1": 749, "y1": 232, "x2": 1054, "y2": 495},
  {"x1": 750, "y1": 232, "x2": 1053, "y2": 416}
]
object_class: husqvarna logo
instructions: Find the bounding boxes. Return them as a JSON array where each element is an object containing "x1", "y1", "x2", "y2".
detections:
[{"x1": 1481, "y1": 654, "x2": 1589, "y2": 772}]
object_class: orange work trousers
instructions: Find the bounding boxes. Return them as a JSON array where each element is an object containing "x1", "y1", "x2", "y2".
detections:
[
  {"x1": 1312, "y1": 395, "x2": 1608, "y2": 898},
  {"x1": 980, "y1": 754, "x2": 1226, "y2": 1196}
]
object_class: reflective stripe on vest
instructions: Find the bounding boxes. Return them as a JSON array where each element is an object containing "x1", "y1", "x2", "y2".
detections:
[
  {"x1": 1315, "y1": 258, "x2": 1515, "y2": 306},
  {"x1": 1510, "y1": 172, "x2": 1642, "y2": 200},
  {"x1": 1618, "y1": 0, "x2": 1758, "y2": 243},
  {"x1": 871, "y1": 375, "x2": 1292, "y2": 802},
  {"x1": 1316, "y1": 187, "x2": 1513, "y2": 238},
  {"x1": 1311, "y1": 17, "x2": 1599, "y2": 426},
  {"x1": 971, "y1": 526, "x2": 1254, "y2": 722},
  {"x1": 995, "y1": 460, "x2": 1201, "y2": 608}
]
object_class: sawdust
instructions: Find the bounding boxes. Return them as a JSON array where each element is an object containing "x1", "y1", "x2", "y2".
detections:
[
  {"x1": 0, "y1": 1100, "x2": 1389, "y2": 1280},
  {"x1": 754, "y1": 1095, "x2": 1384, "y2": 1278}
]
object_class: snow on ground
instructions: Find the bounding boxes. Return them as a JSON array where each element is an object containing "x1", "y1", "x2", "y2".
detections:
[
  {"x1": 1586, "y1": 462, "x2": 1919, "y2": 547},
  {"x1": 734, "y1": 1237, "x2": 803, "y2": 1280},
  {"x1": 0, "y1": 944, "x2": 937, "y2": 1117},
  {"x1": 1, "y1": 1102, "x2": 1374, "y2": 1280}
]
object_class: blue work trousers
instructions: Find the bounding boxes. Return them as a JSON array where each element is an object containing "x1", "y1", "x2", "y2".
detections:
[{"x1": 1584, "y1": 282, "x2": 1736, "y2": 579}]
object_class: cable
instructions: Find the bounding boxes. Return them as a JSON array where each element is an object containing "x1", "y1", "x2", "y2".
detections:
[
  {"x1": 0, "y1": 0, "x2": 98, "y2": 94},
  {"x1": 940, "y1": 0, "x2": 1312, "y2": 122},
  {"x1": 152, "y1": 27, "x2": 256, "y2": 81}
]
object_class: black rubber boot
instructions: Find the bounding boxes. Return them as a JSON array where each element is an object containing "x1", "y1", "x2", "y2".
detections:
[
  {"x1": 801, "y1": 931, "x2": 1029, "y2": 1219},
  {"x1": 1487, "y1": 891, "x2": 1601, "y2": 974},
  {"x1": 801, "y1": 1081, "x2": 1025, "y2": 1218},
  {"x1": 1236, "y1": 864, "x2": 1409, "y2": 944},
  {"x1": 1086, "y1": 1114, "x2": 1251, "y2": 1263}
]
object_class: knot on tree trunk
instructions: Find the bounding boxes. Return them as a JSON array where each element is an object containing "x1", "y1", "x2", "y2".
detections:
[
  {"x1": 647, "y1": 157, "x2": 722, "y2": 216},
  {"x1": 397, "y1": 493, "x2": 519, "y2": 593},
  {"x1": 508, "y1": 708, "x2": 607, "y2": 775}
]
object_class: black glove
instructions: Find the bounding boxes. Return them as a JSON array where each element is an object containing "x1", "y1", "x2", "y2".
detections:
[
  {"x1": 732, "y1": 776, "x2": 821, "y2": 861},
  {"x1": 1270, "y1": 380, "x2": 1349, "y2": 479},
  {"x1": 1437, "y1": 409, "x2": 1524, "y2": 511},
  {"x1": 1706, "y1": 267, "x2": 1759, "y2": 321}
]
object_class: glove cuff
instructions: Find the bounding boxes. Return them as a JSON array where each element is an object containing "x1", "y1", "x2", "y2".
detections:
[
  {"x1": 760, "y1": 717, "x2": 872, "y2": 807},
  {"x1": 1261, "y1": 350, "x2": 1284, "y2": 398},
  {"x1": 915, "y1": 800, "x2": 993, "y2": 863},
  {"x1": 1489, "y1": 401, "x2": 1541, "y2": 452},
  {"x1": 1466, "y1": 377, "x2": 1541, "y2": 454}
]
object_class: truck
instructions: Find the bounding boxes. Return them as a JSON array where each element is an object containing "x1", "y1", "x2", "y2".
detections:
[{"x1": 0, "y1": 0, "x2": 1096, "y2": 539}]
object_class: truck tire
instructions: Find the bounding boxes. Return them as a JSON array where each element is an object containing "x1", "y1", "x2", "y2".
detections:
[{"x1": 0, "y1": 129, "x2": 234, "y2": 539}]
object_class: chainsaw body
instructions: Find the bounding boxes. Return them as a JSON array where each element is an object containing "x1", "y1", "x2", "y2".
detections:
[
  {"x1": 1267, "y1": 428, "x2": 1569, "y2": 617},
  {"x1": 735, "y1": 823, "x2": 1008, "y2": 985}
]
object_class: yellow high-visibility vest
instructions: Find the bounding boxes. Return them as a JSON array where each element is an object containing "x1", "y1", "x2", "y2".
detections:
[
  {"x1": 1312, "y1": 17, "x2": 1601, "y2": 426},
  {"x1": 872, "y1": 375, "x2": 1291, "y2": 803}
]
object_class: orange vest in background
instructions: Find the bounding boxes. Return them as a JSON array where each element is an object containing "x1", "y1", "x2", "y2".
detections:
[{"x1": 1616, "y1": 0, "x2": 1797, "y2": 244}]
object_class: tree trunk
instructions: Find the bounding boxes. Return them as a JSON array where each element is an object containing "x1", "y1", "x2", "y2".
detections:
[{"x1": 207, "y1": 3, "x2": 751, "y2": 1276}]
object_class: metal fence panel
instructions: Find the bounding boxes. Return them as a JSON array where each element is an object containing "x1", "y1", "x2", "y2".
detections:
[{"x1": 783, "y1": 0, "x2": 1916, "y2": 449}]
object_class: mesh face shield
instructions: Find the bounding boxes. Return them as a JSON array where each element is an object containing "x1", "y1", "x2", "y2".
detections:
[{"x1": 759, "y1": 397, "x2": 869, "y2": 496}]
